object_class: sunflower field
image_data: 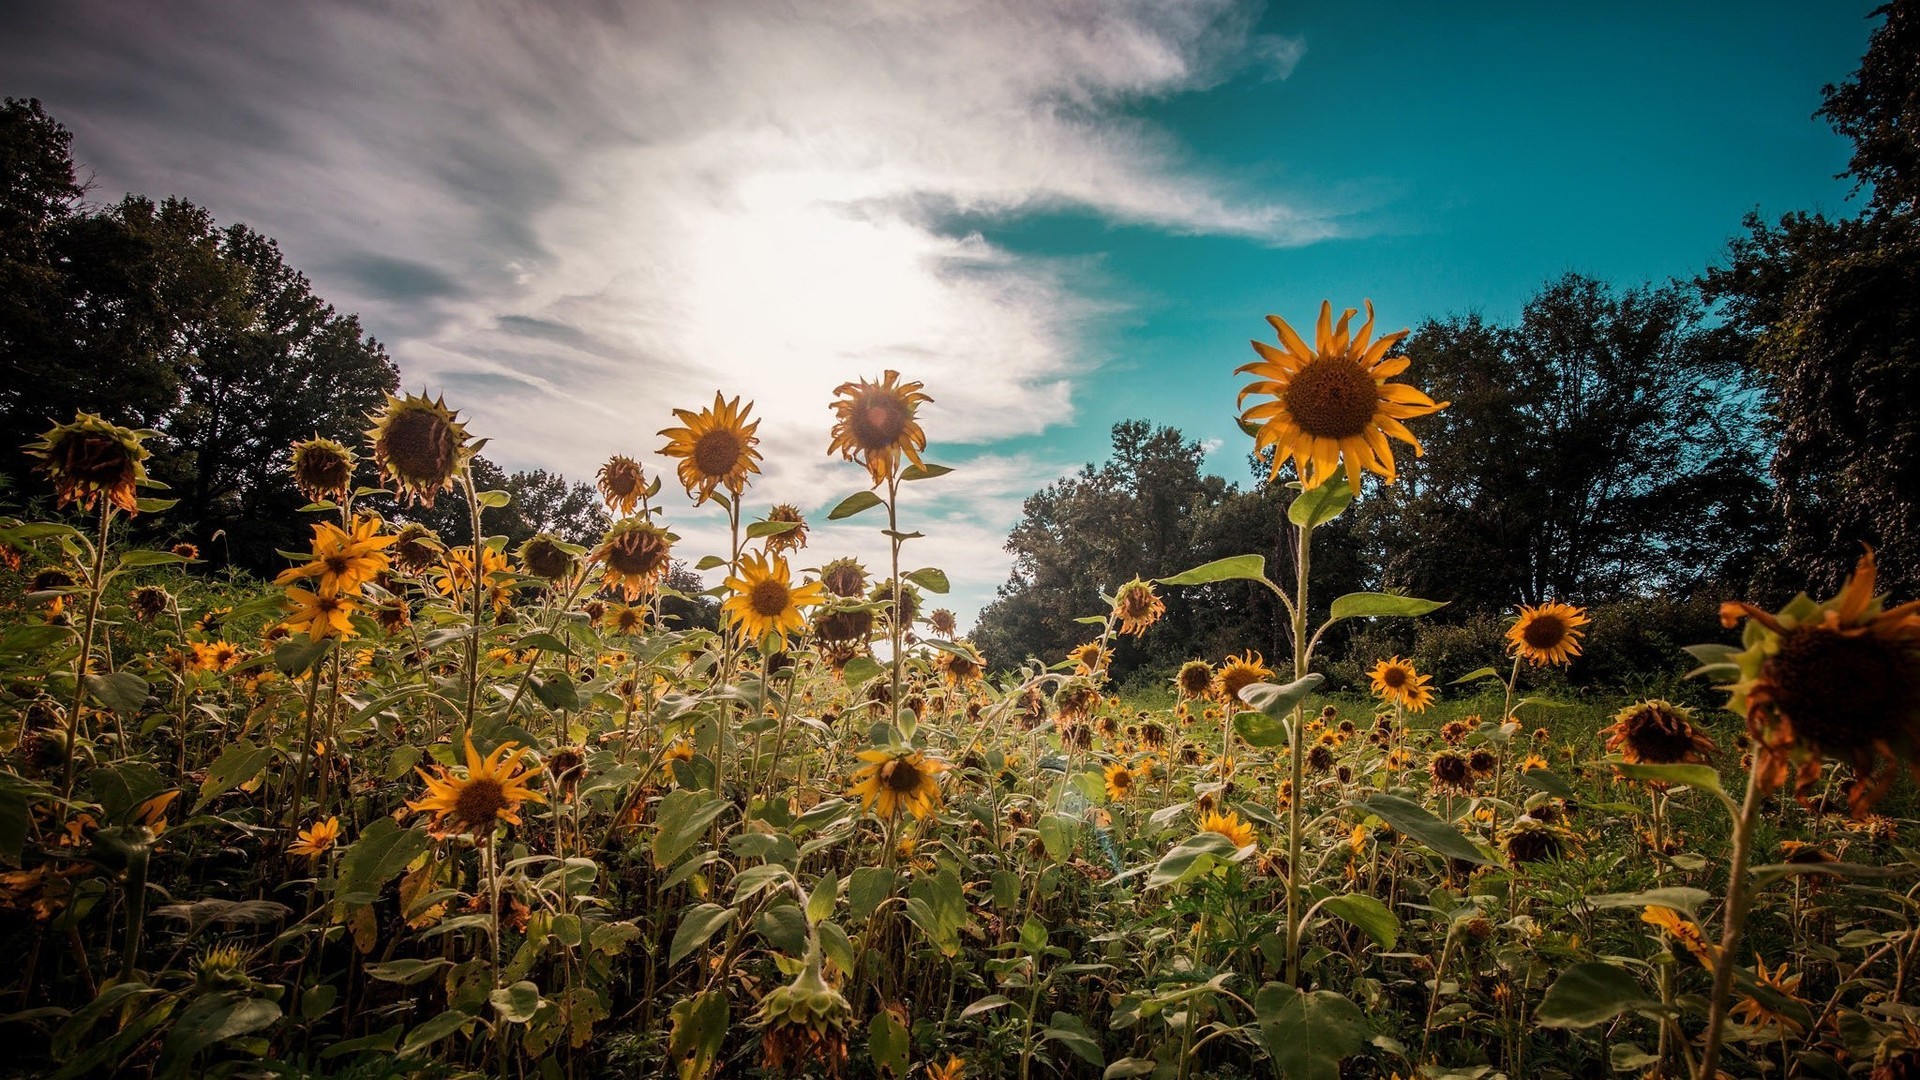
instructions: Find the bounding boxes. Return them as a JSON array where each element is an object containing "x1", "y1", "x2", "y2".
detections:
[{"x1": 1, "y1": 299, "x2": 1919, "y2": 1080}]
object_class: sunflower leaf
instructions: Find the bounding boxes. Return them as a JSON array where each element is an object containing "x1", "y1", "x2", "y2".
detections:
[
  {"x1": 744, "y1": 519, "x2": 801, "y2": 539},
  {"x1": 1287, "y1": 474, "x2": 1353, "y2": 528},
  {"x1": 1157, "y1": 555, "x2": 1268, "y2": 588},
  {"x1": 904, "y1": 567, "x2": 950, "y2": 594},
  {"x1": 1327, "y1": 592, "x2": 1447, "y2": 621},
  {"x1": 1239, "y1": 673, "x2": 1325, "y2": 720},
  {"x1": 827, "y1": 491, "x2": 883, "y2": 520},
  {"x1": 1353, "y1": 793, "x2": 1498, "y2": 866},
  {"x1": 1536, "y1": 962, "x2": 1662, "y2": 1029},
  {"x1": 901, "y1": 463, "x2": 953, "y2": 481},
  {"x1": 1450, "y1": 666, "x2": 1505, "y2": 685}
]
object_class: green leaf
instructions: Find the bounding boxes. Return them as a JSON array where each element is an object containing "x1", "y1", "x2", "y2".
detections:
[
  {"x1": 869, "y1": 1008, "x2": 911, "y2": 1077},
  {"x1": 904, "y1": 567, "x2": 949, "y2": 594},
  {"x1": 1287, "y1": 474, "x2": 1353, "y2": 528},
  {"x1": 694, "y1": 555, "x2": 726, "y2": 571},
  {"x1": 961, "y1": 994, "x2": 1014, "y2": 1019},
  {"x1": 490, "y1": 980, "x2": 545, "y2": 1023},
  {"x1": 1536, "y1": 962, "x2": 1660, "y2": 1029},
  {"x1": 159, "y1": 993, "x2": 281, "y2": 1070},
  {"x1": 515, "y1": 631, "x2": 574, "y2": 655},
  {"x1": 475, "y1": 488, "x2": 512, "y2": 508},
  {"x1": 117, "y1": 549, "x2": 191, "y2": 568},
  {"x1": 1515, "y1": 768, "x2": 1577, "y2": 800},
  {"x1": 196, "y1": 741, "x2": 273, "y2": 809},
  {"x1": 1239, "y1": 673, "x2": 1325, "y2": 723},
  {"x1": 901, "y1": 463, "x2": 953, "y2": 481},
  {"x1": 530, "y1": 672, "x2": 582, "y2": 711},
  {"x1": 1036, "y1": 813, "x2": 1077, "y2": 861},
  {"x1": 745, "y1": 519, "x2": 802, "y2": 540},
  {"x1": 397, "y1": 1009, "x2": 473, "y2": 1058},
  {"x1": 1254, "y1": 983, "x2": 1368, "y2": 1080},
  {"x1": 82, "y1": 671, "x2": 149, "y2": 714},
  {"x1": 1233, "y1": 709, "x2": 1291, "y2": 748},
  {"x1": 337, "y1": 817, "x2": 431, "y2": 905},
  {"x1": 364, "y1": 958, "x2": 455, "y2": 985},
  {"x1": 1327, "y1": 592, "x2": 1447, "y2": 621},
  {"x1": 669, "y1": 904, "x2": 736, "y2": 967},
  {"x1": 1353, "y1": 793, "x2": 1498, "y2": 866},
  {"x1": 806, "y1": 871, "x2": 839, "y2": 925},
  {"x1": 1041, "y1": 1012, "x2": 1105, "y2": 1067},
  {"x1": 1157, "y1": 554, "x2": 1267, "y2": 587},
  {"x1": 133, "y1": 496, "x2": 178, "y2": 514},
  {"x1": 1587, "y1": 887, "x2": 1712, "y2": 916},
  {"x1": 1450, "y1": 666, "x2": 1504, "y2": 685},
  {"x1": 1319, "y1": 893, "x2": 1399, "y2": 949},
  {"x1": 839, "y1": 656, "x2": 885, "y2": 686},
  {"x1": 668, "y1": 991, "x2": 728, "y2": 1080},
  {"x1": 828, "y1": 491, "x2": 884, "y2": 520},
  {"x1": 274, "y1": 637, "x2": 333, "y2": 675},
  {"x1": 1611, "y1": 763, "x2": 1736, "y2": 814},
  {"x1": 1147, "y1": 831, "x2": 1245, "y2": 889},
  {"x1": 847, "y1": 866, "x2": 895, "y2": 923},
  {"x1": 0, "y1": 623, "x2": 72, "y2": 655},
  {"x1": 652, "y1": 791, "x2": 731, "y2": 869}
]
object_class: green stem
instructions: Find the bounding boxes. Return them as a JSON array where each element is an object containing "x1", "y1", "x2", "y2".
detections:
[
  {"x1": 62, "y1": 501, "x2": 114, "y2": 803},
  {"x1": 1695, "y1": 753, "x2": 1767, "y2": 1080},
  {"x1": 1284, "y1": 514, "x2": 1313, "y2": 984},
  {"x1": 461, "y1": 471, "x2": 486, "y2": 744},
  {"x1": 885, "y1": 473, "x2": 906, "y2": 741}
]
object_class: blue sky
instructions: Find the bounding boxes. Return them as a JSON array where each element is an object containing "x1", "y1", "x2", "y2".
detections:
[{"x1": 0, "y1": 0, "x2": 1879, "y2": 627}]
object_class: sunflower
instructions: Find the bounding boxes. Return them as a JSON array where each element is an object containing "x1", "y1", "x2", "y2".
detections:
[
  {"x1": 871, "y1": 578, "x2": 922, "y2": 634},
  {"x1": 516, "y1": 533, "x2": 577, "y2": 580},
  {"x1": 282, "y1": 586, "x2": 359, "y2": 641},
  {"x1": 848, "y1": 748, "x2": 948, "y2": 819},
  {"x1": 289, "y1": 816, "x2": 341, "y2": 859},
  {"x1": 29, "y1": 412, "x2": 152, "y2": 515},
  {"x1": 1236, "y1": 300, "x2": 1447, "y2": 491},
  {"x1": 1503, "y1": 818, "x2": 1565, "y2": 864},
  {"x1": 389, "y1": 523, "x2": 442, "y2": 575},
  {"x1": 1368, "y1": 656, "x2": 1436, "y2": 712},
  {"x1": 365, "y1": 392, "x2": 471, "y2": 507},
  {"x1": 129, "y1": 585, "x2": 171, "y2": 623},
  {"x1": 1199, "y1": 808, "x2": 1257, "y2": 848},
  {"x1": 275, "y1": 515, "x2": 395, "y2": 596},
  {"x1": 408, "y1": 733, "x2": 546, "y2": 836},
  {"x1": 1068, "y1": 640, "x2": 1111, "y2": 677},
  {"x1": 1102, "y1": 761, "x2": 1137, "y2": 801},
  {"x1": 935, "y1": 642, "x2": 985, "y2": 687},
  {"x1": 658, "y1": 392, "x2": 762, "y2": 504},
  {"x1": 762, "y1": 503, "x2": 809, "y2": 555},
  {"x1": 592, "y1": 518, "x2": 674, "y2": 601},
  {"x1": 1507, "y1": 601, "x2": 1589, "y2": 666},
  {"x1": 928, "y1": 608, "x2": 959, "y2": 638},
  {"x1": 827, "y1": 370, "x2": 932, "y2": 486},
  {"x1": 1112, "y1": 578, "x2": 1166, "y2": 637},
  {"x1": 1429, "y1": 749, "x2": 1474, "y2": 792},
  {"x1": 596, "y1": 454, "x2": 648, "y2": 515},
  {"x1": 925, "y1": 1056, "x2": 966, "y2": 1080},
  {"x1": 1604, "y1": 699, "x2": 1716, "y2": 767},
  {"x1": 289, "y1": 437, "x2": 357, "y2": 503},
  {"x1": 1719, "y1": 550, "x2": 1920, "y2": 816},
  {"x1": 722, "y1": 552, "x2": 825, "y2": 649},
  {"x1": 1641, "y1": 905, "x2": 1718, "y2": 968},
  {"x1": 603, "y1": 603, "x2": 649, "y2": 636},
  {"x1": 434, "y1": 545, "x2": 512, "y2": 612},
  {"x1": 755, "y1": 941, "x2": 853, "y2": 1078},
  {"x1": 1214, "y1": 650, "x2": 1273, "y2": 703},
  {"x1": 1174, "y1": 660, "x2": 1214, "y2": 700},
  {"x1": 1729, "y1": 955, "x2": 1807, "y2": 1034},
  {"x1": 820, "y1": 558, "x2": 869, "y2": 598}
]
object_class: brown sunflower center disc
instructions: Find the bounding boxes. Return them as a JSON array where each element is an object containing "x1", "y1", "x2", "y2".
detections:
[
  {"x1": 58, "y1": 432, "x2": 136, "y2": 486},
  {"x1": 1621, "y1": 706, "x2": 1698, "y2": 764},
  {"x1": 1381, "y1": 666, "x2": 1409, "y2": 688},
  {"x1": 607, "y1": 531, "x2": 668, "y2": 577},
  {"x1": 881, "y1": 758, "x2": 924, "y2": 793},
  {"x1": 692, "y1": 430, "x2": 744, "y2": 477},
  {"x1": 1283, "y1": 356, "x2": 1379, "y2": 439},
  {"x1": 750, "y1": 579, "x2": 792, "y2": 618},
  {"x1": 382, "y1": 409, "x2": 457, "y2": 480},
  {"x1": 1765, "y1": 625, "x2": 1913, "y2": 751},
  {"x1": 454, "y1": 776, "x2": 509, "y2": 826},
  {"x1": 1521, "y1": 614, "x2": 1568, "y2": 650},
  {"x1": 1109, "y1": 768, "x2": 1132, "y2": 790},
  {"x1": 849, "y1": 393, "x2": 911, "y2": 450}
]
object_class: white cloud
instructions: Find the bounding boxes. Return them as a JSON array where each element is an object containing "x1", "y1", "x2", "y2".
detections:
[{"x1": 11, "y1": 0, "x2": 1315, "y2": 617}]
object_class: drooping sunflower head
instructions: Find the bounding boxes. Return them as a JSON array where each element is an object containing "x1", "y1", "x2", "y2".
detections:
[
  {"x1": 29, "y1": 412, "x2": 152, "y2": 515},
  {"x1": 1213, "y1": 650, "x2": 1273, "y2": 704},
  {"x1": 658, "y1": 391, "x2": 762, "y2": 504},
  {"x1": 1467, "y1": 748, "x2": 1497, "y2": 777},
  {"x1": 365, "y1": 393, "x2": 471, "y2": 507},
  {"x1": 390, "y1": 523, "x2": 443, "y2": 575},
  {"x1": 1718, "y1": 549, "x2": 1920, "y2": 816},
  {"x1": 289, "y1": 436, "x2": 357, "y2": 503},
  {"x1": 935, "y1": 642, "x2": 985, "y2": 687},
  {"x1": 516, "y1": 532, "x2": 578, "y2": 581},
  {"x1": 869, "y1": 578, "x2": 922, "y2": 634},
  {"x1": 1605, "y1": 699, "x2": 1716, "y2": 768},
  {"x1": 1507, "y1": 601, "x2": 1590, "y2": 666},
  {"x1": 754, "y1": 940, "x2": 853, "y2": 1077},
  {"x1": 927, "y1": 607, "x2": 959, "y2": 638},
  {"x1": 827, "y1": 369, "x2": 932, "y2": 486},
  {"x1": 1112, "y1": 577, "x2": 1166, "y2": 637},
  {"x1": 408, "y1": 733, "x2": 546, "y2": 836},
  {"x1": 723, "y1": 551, "x2": 825, "y2": 650},
  {"x1": 1055, "y1": 679, "x2": 1102, "y2": 722},
  {"x1": 1068, "y1": 640, "x2": 1111, "y2": 677},
  {"x1": 1429, "y1": 749, "x2": 1474, "y2": 792},
  {"x1": 129, "y1": 585, "x2": 172, "y2": 623},
  {"x1": 1368, "y1": 656, "x2": 1436, "y2": 712},
  {"x1": 819, "y1": 557, "x2": 869, "y2": 599},
  {"x1": 596, "y1": 454, "x2": 648, "y2": 515},
  {"x1": 1199, "y1": 808, "x2": 1257, "y2": 848},
  {"x1": 1236, "y1": 300, "x2": 1447, "y2": 491},
  {"x1": 848, "y1": 747, "x2": 948, "y2": 819},
  {"x1": 1174, "y1": 660, "x2": 1214, "y2": 700},
  {"x1": 761, "y1": 503, "x2": 809, "y2": 555},
  {"x1": 593, "y1": 518, "x2": 674, "y2": 601},
  {"x1": 1503, "y1": 818, "x2": 1565, "y2": 864}
]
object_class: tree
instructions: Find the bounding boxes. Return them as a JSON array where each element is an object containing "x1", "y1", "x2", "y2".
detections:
[
  {"x1": 1353, "y1": 275, "x2": 1770, "y2": 610},
  {"x1": 1818, "y1": 1, "x2": 1920, "y2": 216}
]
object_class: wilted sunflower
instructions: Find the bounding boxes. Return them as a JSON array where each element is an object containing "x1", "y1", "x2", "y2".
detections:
[
  {"x1": 282, "y1": 586, "x2": 359, "y2": 641},
  {"x1": 1236, "y1": 300, "x2": 1447, "y2": 491},
  {"x1": 289, "y1": 816, "x2": 341, "y2": 859},
  {"x1": 1503, "y1": 818, "x2": 1564, "y2": 864},
  {"x1": 1368, "y1": 656, "x2": 1436, "y2": 712},
  {"x1": 365, "y1": 393, "x2": 471, "y2": 507},
  {"x1": 1467, "y1": 748, "x2": 1498, "y2": 777},
  {"x1": 1604, "y1": 699, "x2": 1716, "y2": 767},
  {"x1": 596, "y1": 454, "x2": 648, "y2": 515},
  {"x1": 761, "y1": 503, "x2": 809, "y2": 555},
  {"x1": 1103, "y1": 762, "x2": 1136, "y2": 801},
  {"x1": 658, "y1": 391, "x2": 762, "y2": 504},
  {"x1": 408, "y1": 733, "x2": 546, "y2": 836},
  {"x1": 1112, "y1": 578, "x2": 1166, "y2": 637},
  {"x1": 1719, "y1": 549, "x2": 1920, "y2": 815},
  {"x1": 848, "y1": 748, "x2": 948, "y2": 819},
  {"x1": 29, "y1": 412, "x2": 152, "y2": 515},
  {"x1": 826, "y1": 370, "x2": 932, "y2": 486},
  {"x1": 723, "y1": 552, "x2": 825, "y2": 649},
  {"x1": 1214, "y1": 650, "x2": 1273, "y2": 703},
  {"x1": 935, "y1": 642, "x2": 985, "y2": 687},
  {"x1": 515, "y1": 533, "x2": 577, "y2": 580},
  {"x1": 820, "y1": 557, "x2": 868, "y2": 598},
  {"x1": 1507, "y1": 601, "x2": 1589, "y2": 666},
  {"x1": 1068, "y1": 640, "x2": 1111, "y2": 677},
  {"x1": 129, "y1": 585, "x2": 172, "y2": 623},
  {"x1": 1199, "y1": 808, "x2": 1257, "y2": 848},
  {"x1": 755, "y1": 941, "x2": 852, "y2": 1078},
  {"x1": 1174, "y1": 660, "x2": 1214, "y2": 700},
  {"x1": 1429, "y1": 749, "x2": 1474, "y2": 792},
  {"x1": 389, "y1": 523, "x2": 442, "y2": 575},
  {"x1": 871, "y1": 578, "x2": 922, "y2": 634},
  {"x1": 928, "y1": 607, "x2": 959, "y2": 638},
  {"x1": 275, "y1": 515, "x2": 395, "y2": 596},
  {"x1": 592, "y1": 518, "x2": 674, "y2": 601},
  {"x1": 289, "y1": 437, "x2": 357, "y2": 503}
]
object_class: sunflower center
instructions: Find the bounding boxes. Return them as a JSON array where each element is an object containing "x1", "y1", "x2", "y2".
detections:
[
  {"x1": 1521, "y1": 614, "x2": 1568, "y2": 650},
  {"x1": 1110, "y1": 768, "x2": 1132, "y2": 790},
  {"x1": 1622, "y1": 708, "x2": 1698, "y2": 764},
  {"x1": 607, "y1": 532, "x2": 669, "y2": 577},
  {"x1": 881, "y1": 757, "x2": 925, "y2": 793},
  {"x1": 1381, "y1": 666, "x2": 1409, "y2": 689},
  {"x1": 692, "y1": 430, "x2": 743, "y2": 477},
  {"x1": 58, "y1": 432, "x2": 137, "y2": 486},
  {"x1": 848, "y1": 392, "x2": 912, "y2": 450},
  {"x1": 453, "y1": 776, "x2": 509, "y2": 826},
  {"x1": 1282, "y1": 356, "x2": 1379, "y2": 439},
  {"x1": 749, "y1": 579, "x2": 792, "y2": 618},
  {"x1": 382, "y1": 409, "x2": 457, "y2": 479},
  {"x1": 1765, "y1": 625, "x2": 1914, "y2": 750}
]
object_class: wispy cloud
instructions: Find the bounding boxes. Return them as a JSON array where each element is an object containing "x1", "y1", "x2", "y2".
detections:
[{"x1": 5, "y1": 0, "x2": 1313, "y2": 620}]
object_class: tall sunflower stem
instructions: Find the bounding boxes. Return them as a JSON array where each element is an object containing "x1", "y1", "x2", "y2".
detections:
[
  {"x1": 1283, "y1": 514, "x2": 1314, "y2": 985},
  {"x1": 885, "y1": 473, "x2": 907, "y2": 743},
  {"x1": 61, "y1": 502, "x2": 115, "y2": 804},
  {"x1": 460, "y1": 470, "x2": 486, "y2": 745},
  {"x1": 1695, "y1": 750, "x2": 1767, "y2": 1080}
]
